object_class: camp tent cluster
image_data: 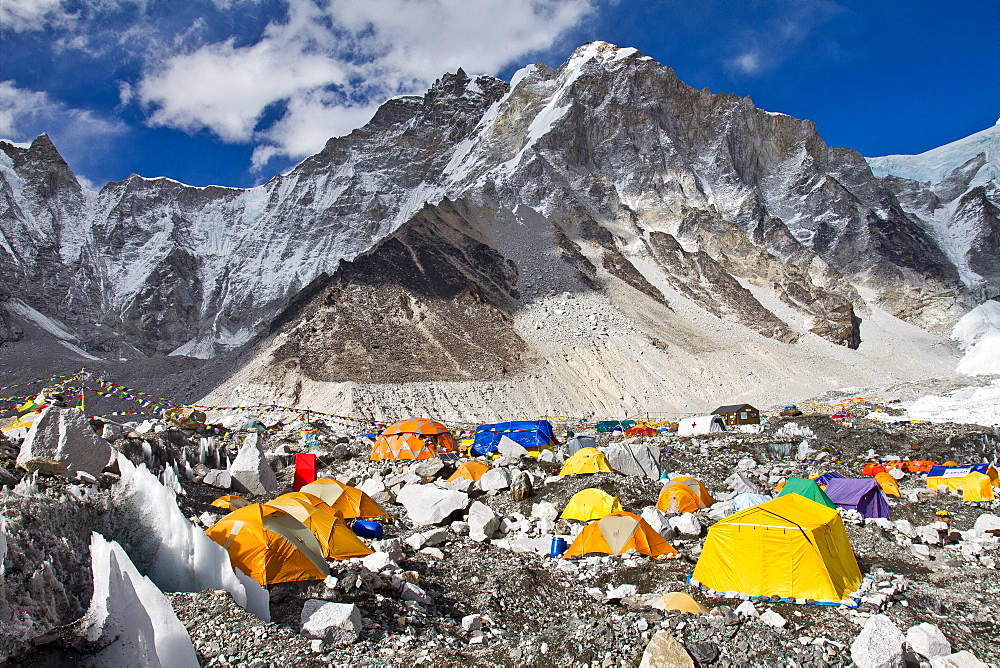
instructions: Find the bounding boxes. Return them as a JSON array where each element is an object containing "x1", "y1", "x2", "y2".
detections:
[{"x1": 206, "y1": 478, "x2": 388, "y2": 586}]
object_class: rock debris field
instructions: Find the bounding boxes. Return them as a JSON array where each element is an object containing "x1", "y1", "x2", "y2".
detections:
[{"x1": 1, "y1": 400, "x2": 998, "y2": 667}]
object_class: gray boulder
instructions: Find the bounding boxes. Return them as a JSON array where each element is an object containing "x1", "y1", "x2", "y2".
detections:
[
  {"x1": 17, "y1": 407, "x2": 113, "y2": 477},
  {"x1": 300, "y1": 600, "x2": 361, "y2": 645},
  {"x1": 605, "y1": 443, "x2": 661, "y2": 480},
  {"x1": 851, "y1": 614, "x2": 905, "y2": 668},
  {"x1": 467, "y1": 501, "x2": 500, "y2": 541},
  {"x1": 639, "y1": 631, "x2": 694, "y2": 668},
  {"x1": 228, "y1": 433, "x2": 278, "y2": 496},
  {"x1": 396, "y1": 484, "x2": 469, "y2": 526},
  {"x1": 906, "y1": 622, "x2": 951, "y2": 659},
  {"x1": 478, "y1": 467, "x2": 511, "y2": 491},
  {"x1": 725, "y1": 472, "x2": 759, "y2": 495}
]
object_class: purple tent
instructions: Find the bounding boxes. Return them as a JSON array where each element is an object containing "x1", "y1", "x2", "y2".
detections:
[{"x1": 824, "y1": 477, "x2": 891, "y2": 519}]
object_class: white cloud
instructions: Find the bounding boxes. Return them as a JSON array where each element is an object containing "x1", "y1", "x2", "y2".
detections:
[
  {"x1": 138, "y1": 0, "x2": 596, "y2": 170},
  {"x1": 731, "y1": 51, "x2": 762, "y2": 75},
  {"x1": 0, "y1": 0, "x2": 65, "y2": 32},
  {"x1": 0, "y1": 80, "x2": 125, "y2": 147}
]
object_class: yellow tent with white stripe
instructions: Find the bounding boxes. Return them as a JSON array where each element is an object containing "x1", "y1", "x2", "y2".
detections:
[{"x1": 692, "y1": 494, "x2": 861, "y2": 603}]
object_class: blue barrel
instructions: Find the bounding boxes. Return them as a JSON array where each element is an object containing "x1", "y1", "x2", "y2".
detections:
[
  {"x1": 549, "y1": 537, "x2": 567, "y2": 557},
  {"x1": 351, "y1": 520, "x2": 383, "y2": 539}
]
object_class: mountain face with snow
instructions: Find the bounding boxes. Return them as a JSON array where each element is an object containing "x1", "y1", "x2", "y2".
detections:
[
  {"x1": 0, "y1": 42, "x2": 993, "y2": 418},
  {"x1": 867, "y1": 120, "x2": 1000, "y2": 300}
]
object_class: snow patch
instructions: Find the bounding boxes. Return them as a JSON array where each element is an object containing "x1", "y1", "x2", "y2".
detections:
[
  {"x1": 5, "y1": 299, "x2": 77, "y2": 341},
  {"x1": 952, "y1": 301, "x2": 1000, "y2": 376},
  {"x1": 899, "y1": 380, "x2": 1000, "y2": 427}
]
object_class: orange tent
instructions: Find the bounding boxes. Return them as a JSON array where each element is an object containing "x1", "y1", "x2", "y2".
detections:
[
  {"x1": 264, "y1": 494, "x2": 373, "y2": 561},
  {"x1": 562, "y1": 512, "x2": 677, "y2": 559},
  {"x1": 861, "y1": 462, "x2": 886, "y2": 476},
  {"x1": 625, "y1": 423, "x2": 658, "y2": 437},
  {"x1": 657, "y1": 476, "x2": 715, "y2": 514},
  {"x1": 298, "y1": 478, "x2": 389, "y2": 520},
  {"x1": 205, "y1": 504, "x2": 329, "y2": 586},
  {"x1": 447, "y1": 460, "x2": 490, "y2": 482},
  {"x1": 211, "y1": 495, "x2": 250, "y2": 512},
  {"x1": 905, "y1": 460, "x2": 936, "y2": 474},
  {"x1": 371, "y1": 418, "x2": 458, "y2": 460},
  {"x1": 874, "y1": 471, "x2": 901, "y2": 497}
]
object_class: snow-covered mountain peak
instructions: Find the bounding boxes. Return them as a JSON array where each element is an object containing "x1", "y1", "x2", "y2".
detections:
[{"x1": 867, "y1": 122, "x2": 1000, "y2": 187}]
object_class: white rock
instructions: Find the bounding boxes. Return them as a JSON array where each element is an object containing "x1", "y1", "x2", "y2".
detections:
[
  {"x1": 530, "y1": 501, "x2": 559, "y2": 522},
  {"x1": 736, "y1": 458, "x2": 756, "y2": 471},
  {"x1": 889, "y1": 468, "x2": 905, "y2": 480},
  {"x1": 909, "y1": 544, "x2": 931, "y2": 560},
  {"x1": 724, "y1": 472, "x2": 759, "y2": 495},
  {"x1": 605, "y1": 583, "x2": 637, "y2": 601},
  {"x1": 17, "y1": 407, "x2": 113, "y2": 478},
  {"x1": 396, "y1": 484, "x2": 469, "y2": 526},
  {"x1": 734, "y1": 600, "x2": 759, "y2": 618},
  {"x1": 640, "y1": 507, "x2": 676, "y2": 540},
  {"x1": 796, "y1": 440, "x2": 816, "y2": 460},
  {"x1": 668, "y1": 513, "x2": 701, "y2": 537},
  {"x1": 497, "y1": 435, "x2": 528, "y2": 457},
  {"x1": 361, "y1": 552, "x2": 400, "y2": 572},
  {"x1": 405, "y1": 533, "x2": 427, "y2": 551},
  {"x1": 202, "y1": 469, "x2": 231, "y2": 489},
  {"x1": 973, "y1": 513, "x2": 1000, "y2": 533},
  {"x1": 478, "y1": 468, "x2": 511, "y2": 492},
  {"x1": 462, "y1": 614, "x2": 482, "y2": 632},
  {"x1": 228, "y1": 433, "x2": 278, "y2": 496},
  {"x1": 420, "y1": 547, "x2": 445, "y2": 559},
  {"x1": 468, "y1": 501, "x2": 500, "y2": 542},
  {"x1": 917, "y1": 525, "x2": 942, "y2": 546},
  {"x1": 759, "y1": 610, "x2": 786, "y2": 628},
  {"x1": 300, "y1": 600, "x2": 362, "y2": 645},
  {"x1": 929, "y1": 651, "x2": 989, "y2": 668},
  {"x1": 906, "y1": 622, "x2": 951, "y2": 659},
  {"x1": 399, "y1": 582, "x2": 432, "y2": 604},
  {"x1": 538, "y1": 449, "x2": 555, "y2": 463},
  {"x1": 851, "y1": 613, "x2": 905, "y2": 668},
  {"x1": 421, "y1": 528, "x2": 450, "y2": 546},
  {"x1": 893, "y1": 519, "x2": 916, "y2": 538}
]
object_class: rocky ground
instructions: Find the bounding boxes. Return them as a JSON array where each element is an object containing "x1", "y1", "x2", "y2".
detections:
[{"x1": 1, "y1": 395, "x2": 998, "y2": 667}]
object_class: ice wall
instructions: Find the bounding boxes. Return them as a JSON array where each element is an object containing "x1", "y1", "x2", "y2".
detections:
[
  {"x1": 77, "y1": 532, "x2": 198, "y2": 667},
  {"x1": 111, "y1": 455, "x2": 270, "y2": 620}
]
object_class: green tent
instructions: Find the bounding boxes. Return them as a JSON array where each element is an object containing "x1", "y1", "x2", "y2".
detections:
[
  {"x1": 777, "y1": 477, "x2": 837, "y2": 509},
  {"x1": 596, "y1": 420, "x2": 637, "y2": 434}
]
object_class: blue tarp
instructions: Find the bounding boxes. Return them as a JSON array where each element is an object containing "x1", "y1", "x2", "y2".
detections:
[
  {"x1": 471, "y1": 420, "x2": 556, "y2": 456},
  {"x1": 815, "y1": 471, "x2": 846, "y2": 487},
  {"x1": 731, "y1": 493, "x2": 772, "y2": 512}
]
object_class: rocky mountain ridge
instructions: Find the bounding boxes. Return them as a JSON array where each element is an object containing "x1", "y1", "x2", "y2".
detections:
[{"x1": 0, "y1": 42, "x2": 995, "y2": 419}]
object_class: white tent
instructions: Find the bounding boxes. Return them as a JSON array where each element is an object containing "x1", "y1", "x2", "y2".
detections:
[{"x1": 677, "y1": 415, "x2": 727, "y2": 436}]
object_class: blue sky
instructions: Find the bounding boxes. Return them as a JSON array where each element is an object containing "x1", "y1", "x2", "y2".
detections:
[{"x1": 1, "y1": 0, "x2": 996, "y2": 189}]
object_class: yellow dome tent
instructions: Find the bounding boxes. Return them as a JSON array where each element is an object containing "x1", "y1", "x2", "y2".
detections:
[
  {"x1": 561, "y1": 488, "x2": 624, "y2": 521},
  {"x1": 562, "y1": 511, "x2": 678, "y2": 559},
  {"x1": 873, "y1": 471, "x2": 901, "y2": 497},
  {"x1": 265, "y1": 493, "x2": 374, "y2": 561},
  {"x1": 370, "y1": 418, "x2": 458, "y2": 460},
  {"x1": 647, "y1": 592, "x2": 709, "y2": 614},
  {"x1": 298, "y1": 478, "x2": 389, "y2": 519},
  {"x1": 447, "y1": 460, "x2": 491, "y2": 482},
  {"x1": 559, "y1": 447, "x2": 613, "y2": 476},
  {"x1": 692, "y1": 494, "x2": 861, "y2": 604},
  {"x1": 211, "y1": 494, "x2": 250, "y2": 512},
  {"x1": 657, "y1": 477, "x2": 714, "y2": 513},
  {"x1": 205, "y1": 504, "x2": 330, "y2": 586}
]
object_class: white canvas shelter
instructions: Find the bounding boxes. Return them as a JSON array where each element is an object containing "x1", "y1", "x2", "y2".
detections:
[{"x1": 677, "y1": 415, "x2": 727, "y2": 436}]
